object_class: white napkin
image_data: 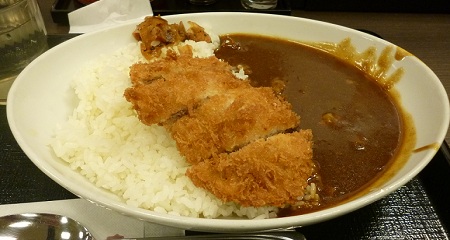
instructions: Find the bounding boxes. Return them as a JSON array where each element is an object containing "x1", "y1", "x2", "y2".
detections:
[
  {"x1": 0, "y1": 199, "x2": 184, "y2": 239},
  {"x1": 68, "y1": 0, "x2": 153, "y2": 34}
]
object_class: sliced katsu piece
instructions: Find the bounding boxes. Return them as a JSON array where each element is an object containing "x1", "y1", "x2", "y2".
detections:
[
  {"x1": 186, "y1": 130, "x2": 314, "y2": 207},
  {"x1": 124, "y1": 54, "x2": 251, "y2": 126},
  {"x1": 170, "y1": 87, "x2": 300, "y2": 164},
  {"x1": 128, "y1": 47, "x2": 194, "y2": 86}
]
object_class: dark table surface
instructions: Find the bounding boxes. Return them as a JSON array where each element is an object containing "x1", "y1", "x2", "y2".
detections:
[{"x1": 2, "y1": 1, "x2": 450, "y2": 239}]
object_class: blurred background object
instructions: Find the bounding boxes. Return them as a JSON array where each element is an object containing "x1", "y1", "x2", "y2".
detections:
[
  {"x1": 241, "y1": 0, "x2": 277, "y2": 9},
  {"x1": 0, "y1": 0, "x2": 47, "y2": 102}
]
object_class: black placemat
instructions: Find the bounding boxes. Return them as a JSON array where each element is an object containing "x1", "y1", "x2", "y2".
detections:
[{"x1": 0, "y1": 106, "x2": 78, "y2": 203}]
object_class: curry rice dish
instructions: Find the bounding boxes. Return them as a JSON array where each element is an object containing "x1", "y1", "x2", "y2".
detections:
[
  {"x1": 126, "y1": 17, "x2": 314, "y2": 208},
  {"x1": 52, "y1": 16, "x2": 404, "y2": 218}
]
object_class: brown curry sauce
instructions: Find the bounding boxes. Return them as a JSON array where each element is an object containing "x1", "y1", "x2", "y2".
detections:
[{"x1": 214, "y1": 34, "x2": 415, "y2": 215}]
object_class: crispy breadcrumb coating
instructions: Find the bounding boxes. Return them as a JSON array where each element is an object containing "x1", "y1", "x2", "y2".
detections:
[
  {"x1": 124, "y1": 54, "x2": 250, "y2": 126},
  {"x1": 171, "y1": 87, "x2": 300, "y2": 164},
  {"x1": 187, "y1": 130, "x2": 314, "y2": 207}
]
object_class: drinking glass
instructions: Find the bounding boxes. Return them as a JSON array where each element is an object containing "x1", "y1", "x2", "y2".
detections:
[
  {"x1": 0, "y1": 0, "x2": 47, "y2": 100},
  {"x1": 241, "y1": 0, "x2": 277, "y2": 9}
]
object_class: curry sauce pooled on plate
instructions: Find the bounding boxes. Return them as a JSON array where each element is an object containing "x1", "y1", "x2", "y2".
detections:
[{"x1": 125, "y1": 16, "x2": 406, "y2": 214}]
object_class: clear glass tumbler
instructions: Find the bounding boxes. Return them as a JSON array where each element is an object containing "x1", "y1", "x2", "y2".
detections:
[
  {"x1": 241, "y1": 0, "x2": 277, "y2": 9},
  {"x1": 0, "y1": 0, "x2": 47, "y2": 84}
]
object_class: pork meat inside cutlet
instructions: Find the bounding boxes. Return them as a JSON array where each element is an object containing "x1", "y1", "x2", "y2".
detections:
[
  {"x1": 124, "y1": 54, "x2": 251, "y2": 126},
  {"x1": 171, "y1": 87, "x2": 300, "y2": 164},
  {"x1": 186, "y1": 130, "x2": 314, "y2": 207}
]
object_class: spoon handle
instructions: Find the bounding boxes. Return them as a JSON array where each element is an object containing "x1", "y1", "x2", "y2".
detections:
[{"x1": 122, "y1": 231, "x2": 305, "y2": 240}]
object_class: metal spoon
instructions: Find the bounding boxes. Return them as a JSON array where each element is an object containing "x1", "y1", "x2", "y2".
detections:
[
  {"x1": 0, "y1": 213, "x2": 305, "y2": 240},
  {"x1": 0, "y1": 213, "x2": 93, "y2": 240}
]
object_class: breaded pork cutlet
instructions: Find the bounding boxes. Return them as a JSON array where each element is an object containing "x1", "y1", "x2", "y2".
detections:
[
  {"x1": 171, "y1": 87, "x2": 300, "y2": 164},
  {"x1": 128, "y1": 46, "x2": 194, "y2": 86},
  {"x1": 126, "y1": 16, "x2": 315, "y2": 209},
  {"x1": 186, "y1": 130, "x2": 314, "y2": 207},
  {"x1": 124, "y1": 54, "x2": 251, "y2": 126}
]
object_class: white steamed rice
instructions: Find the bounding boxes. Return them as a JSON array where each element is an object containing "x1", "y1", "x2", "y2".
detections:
[{"x1": 50, "y1": 37, "x2": 280, "y2": 219}]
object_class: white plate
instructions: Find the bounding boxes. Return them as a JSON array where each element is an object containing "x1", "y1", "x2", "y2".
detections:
[{"x1": 7, "y1": 12, "x2": 449, "y2": 232}]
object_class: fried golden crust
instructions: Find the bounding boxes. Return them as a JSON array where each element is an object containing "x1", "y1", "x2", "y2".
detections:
[
  {"x1": 171, "y1": 87, "x2": 300, "y2": 164},
  {"x1": 124, "y1": 54, "x2": 250, "y2": 126},
  {"x1": 186, "y1": 130, "x2": 314, "y2": 207},
  {"x1": 128, "y1": 46, "x2": 194, "y2": 86}
]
